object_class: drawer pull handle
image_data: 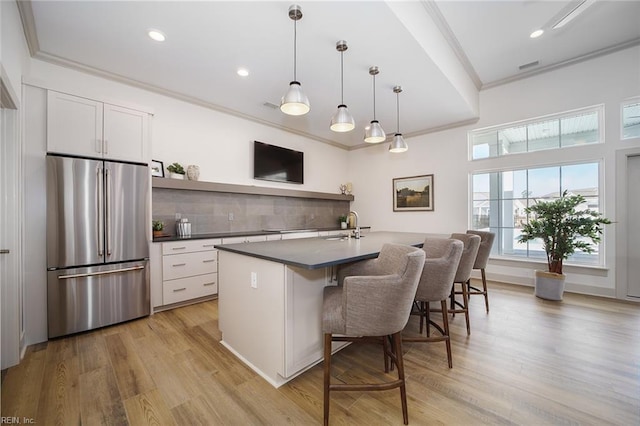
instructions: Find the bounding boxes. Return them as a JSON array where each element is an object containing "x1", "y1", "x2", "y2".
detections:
[
  {"x1": 172, "y1": 263, "x2": 186, "y2": 267},
  {"x1": 203, "y1": 282, "x2": 215, "y2": 286},
  {"x1": 202, "y1": 244, "x2": 215, "y2": 247},
  {"x1": 173, "y1": 287, "x2": 187, "y2": 292},
  {"x1": 202, "y1": 259, "x2": 215, "y2": 263},
  {"x1": 172, "y1": 246, "x2": 187, "y2": 250}
]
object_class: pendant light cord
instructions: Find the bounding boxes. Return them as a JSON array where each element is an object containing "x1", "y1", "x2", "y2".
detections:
[
  {"x1": 396, "y1": 91, "x2": 400, "y2": 133},
  {"x1": 372, "y1": 73, "x2": 377, "y2": 120},
  {"x1": 340, "y1": 50, "x2": 344, "y2": 104},
  {"x1": 293, "y1": 18, "x2": 297, "y2": 81}
]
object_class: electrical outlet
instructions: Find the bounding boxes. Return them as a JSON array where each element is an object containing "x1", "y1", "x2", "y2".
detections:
[
  {"x1": 228, "y1": 212, "x2": 234, "y2": 221},
  {"x1": 251, "y1": 272, "x2": 257, "y2": 288}
]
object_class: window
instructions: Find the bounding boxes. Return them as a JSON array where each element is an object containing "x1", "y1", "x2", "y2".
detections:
[
  {"x1": 470, "y1": 106, "x2": 603, "y2": 160},
  {"x1": 471, "y1": 162, "x2": 604, "y2": 266},
  {"x1": 622, "y1": 100, "x2": 640, "y2": 140}
]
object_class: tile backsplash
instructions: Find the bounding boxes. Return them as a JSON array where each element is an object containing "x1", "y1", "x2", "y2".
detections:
[{"x1": 153, "y1": 188, "x2": 351, "y2": 236}]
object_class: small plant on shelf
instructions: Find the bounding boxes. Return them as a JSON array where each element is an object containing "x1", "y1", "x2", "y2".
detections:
[
  {"x1": 152, "y1": 220, "x2": 164, "y2": 237},
  {"x1": 166, "y1": 162, "x2": 185, "y2": 175},
  {"x1": 338, "y1": 215, "x2": 348, "y2": 229}
]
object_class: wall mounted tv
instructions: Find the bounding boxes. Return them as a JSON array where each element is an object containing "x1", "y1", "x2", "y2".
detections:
[{"x1": 253, "y1": 141, "x2": 304, "y2": 184}]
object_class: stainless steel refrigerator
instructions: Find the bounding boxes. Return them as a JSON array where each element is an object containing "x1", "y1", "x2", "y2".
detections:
[{"x1": 46, "y1": 154, "x2": 150, "y2": 338}]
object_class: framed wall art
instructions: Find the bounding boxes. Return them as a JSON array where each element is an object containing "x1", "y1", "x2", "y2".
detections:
[
  {"x1": 151, "y1": 159, "x2": 164, "y2": 177},
  {"x1": 393, "y1": 174, "x2": 434, "y2": 211}
]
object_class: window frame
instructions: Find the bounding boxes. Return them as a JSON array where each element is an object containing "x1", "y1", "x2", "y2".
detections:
[
  {"x1": 468, "y1": 105, "x2": 605, "y2": 161},
  {"x1": 470, "y1": 159, "x2": 607, "y2": 268},
  {"x1": 621, "y1": 97, "x2": 640, "y2": 141}
]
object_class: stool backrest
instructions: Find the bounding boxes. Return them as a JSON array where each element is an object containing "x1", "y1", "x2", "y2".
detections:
[
  {"x1": 415, "y1": 238, "x2": 464, "y2": 302},
  {"x1": 450, "y1": 233, "x2": 481, "y2": 283},
  {"x1": 466, "y1": 230, "x2": 496, "y2": 269},
  {"x1": 343, "y1": 243, "x2": 425, "y2": 336}
]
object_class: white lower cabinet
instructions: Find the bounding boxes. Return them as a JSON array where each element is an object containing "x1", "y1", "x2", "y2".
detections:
[{"x1": 156, "y1": 238, "x2": 220, "y2": 308}]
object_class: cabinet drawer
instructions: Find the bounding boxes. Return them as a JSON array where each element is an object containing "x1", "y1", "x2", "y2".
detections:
[
  {"x1": 162, "y1": 239, "x2": 220, "y2": 255},
  {"x1": 163, "y1": 273, "x2": 217, "y2": 305},
  {"x1": 221, "y1": 235, "x2": 267, "y2": 244},
  {"x1": 163, "y1": 250, "x2": 217, "y2": 280}
]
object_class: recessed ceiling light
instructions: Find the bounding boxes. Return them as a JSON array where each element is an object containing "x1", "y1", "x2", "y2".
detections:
[
  {"x1": 237, "y1": 68, "x2": 249, "y2": 77},
  {"x1": 148, "y1": 29, "x2": 166, "y2": 42},
  {"x1": 530, "y1": 29, "x2": 544, "y2": 39}
]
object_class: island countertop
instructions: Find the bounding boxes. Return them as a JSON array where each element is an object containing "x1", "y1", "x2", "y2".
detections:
[{"x1": 214, "y1": 231, "x2": 430, "y2": 269}]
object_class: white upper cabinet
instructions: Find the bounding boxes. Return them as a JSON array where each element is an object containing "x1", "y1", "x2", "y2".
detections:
[
  {"x1": 47, "y1": 90, "x2": 148, "y2": 163},
  {"x1": 103, "y1": 104, "x2": 148, "y2": 162}
]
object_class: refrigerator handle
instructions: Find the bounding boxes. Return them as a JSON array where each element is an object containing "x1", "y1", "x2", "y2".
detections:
[
  {"x1": 57, "y1": 265, "x2": 146, "y2": 280},
  {"x1": 97, "y1": 166, "x2": 104, "y2": 256},
  {"x1": 106, "y1": 168, "x2": 112, "y2": 256}
]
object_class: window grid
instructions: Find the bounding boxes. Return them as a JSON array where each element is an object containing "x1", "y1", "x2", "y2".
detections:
[
  {"x1": 470, "y1": 105, "x2": 603, "y2": 160},
  {"x1": 472, "y1": 162, "x2": 603, "y2": 266}
]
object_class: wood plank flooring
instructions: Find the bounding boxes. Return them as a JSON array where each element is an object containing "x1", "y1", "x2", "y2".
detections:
[{"x1": 2, "y1": 281, "x2": 639, "y2": 425}]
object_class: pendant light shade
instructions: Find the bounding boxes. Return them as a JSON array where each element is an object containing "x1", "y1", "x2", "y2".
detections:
[
  {"x1": 364, "y1": 66, "x2": 386, "y2": 143},
  {"x1": 281, "y1": 81, "x2": 310, "y2": 116},
  {"x1": 281, "y1": 5, "x2": 310, "y2": 116},
  {"x1": 330, "y1": 40, "x2": 354, "y2": 132},
  {"x1": 389, "y1": 86, "x2": 408, "y2": 153}
]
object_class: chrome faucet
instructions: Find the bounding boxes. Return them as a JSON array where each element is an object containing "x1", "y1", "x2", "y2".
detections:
[{"x1": 349, "y1": 210, "x2": 360, "y2": 239}]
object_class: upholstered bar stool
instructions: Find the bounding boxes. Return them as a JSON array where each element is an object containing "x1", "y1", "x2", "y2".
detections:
[
  {"x1": 405, "y1": 238, "x2": 463, "y2": 368},
  {"x1": 466, "y1": 230, "x2": 496, "y2": 312},
  {"x1": 449, "y1": 233, "x2": 481, "y2": 335},
  {"x1": 322, "y1": 243, "x2": 426, "y2": 426}
]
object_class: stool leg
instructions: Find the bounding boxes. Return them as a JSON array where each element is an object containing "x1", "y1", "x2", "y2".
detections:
[
  {"x1": 439, "y1": 300, "x2": 453, "y2": 368},
  {"x1": 323, "y1": 333, "x2": 332, "y2": 426},
  {"x1": 482, "y1": 269, "x2": 489, "y2": 313},
  {"x1": 462, "y1": 280, "x2": 470, "y2": 335},
  {"x1": 391, "y1": 332, "x2": 409, "y2": 425}
]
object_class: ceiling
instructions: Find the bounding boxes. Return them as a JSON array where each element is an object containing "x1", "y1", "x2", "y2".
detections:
[{"x1": 19, "y1": 1, "x2": 640, "y2": 150}]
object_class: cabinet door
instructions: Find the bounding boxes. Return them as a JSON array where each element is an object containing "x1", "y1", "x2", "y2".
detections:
[
  {"x1": 103, "y1": 104, "x2": 148, "y2": 163},
  {"x1": 47, "y1": 91, "x2": 103, "y2": 157}
]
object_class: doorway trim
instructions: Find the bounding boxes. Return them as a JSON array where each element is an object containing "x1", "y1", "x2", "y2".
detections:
[{"x1": 615, "y1": 147, "x2": 640, "y2": 300}]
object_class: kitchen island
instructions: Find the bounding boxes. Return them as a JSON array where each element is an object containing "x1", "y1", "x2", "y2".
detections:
[{"x1": 215, "y1": 231, "x2": 428, "y2": 387}]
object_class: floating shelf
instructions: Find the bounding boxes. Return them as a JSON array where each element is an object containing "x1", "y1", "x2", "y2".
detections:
[{"x1": 152, "y1": 177, "x2": 354, "y2": 201}]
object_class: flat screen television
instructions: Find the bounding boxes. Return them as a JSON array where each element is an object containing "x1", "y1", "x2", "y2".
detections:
[{"x1": 253, "y1": 141, "x2": 304, "y2": 184}]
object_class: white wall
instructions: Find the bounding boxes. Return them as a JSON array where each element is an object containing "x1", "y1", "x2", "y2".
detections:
[{"x1": 349, "y1": 46, "x2": 640, "y2": 298}]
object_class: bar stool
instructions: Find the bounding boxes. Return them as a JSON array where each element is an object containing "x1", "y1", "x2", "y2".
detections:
[
  {"x1": 405, "y1": 237, "x2": 463, "y2": 368},
  {"x1": 449, "y1": 233, "x2": 481, "y2": 335},
  {"x1": 466, "y1": 230, "x2": 496, "y2": 312},
  {"x1": 322, "y1": 243, "x2": 426, "y2": 426}
]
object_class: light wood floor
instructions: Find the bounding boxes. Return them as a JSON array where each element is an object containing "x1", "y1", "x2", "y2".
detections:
[{"x1": 2, "y1": 281, "x2": 639, "y2": 425}]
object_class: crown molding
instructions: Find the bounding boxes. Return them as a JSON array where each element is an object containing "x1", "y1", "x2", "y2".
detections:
[
  {"x1": 482, "y1": 37, "x2": 640, "y2": 90},
  {"x1": 16, "y1": 0, "x2": 39, "y2": 57}
]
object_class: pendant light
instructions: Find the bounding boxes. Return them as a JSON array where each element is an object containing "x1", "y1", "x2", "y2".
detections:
[
  {"x1": 330, "y1": 41, "x2": 355, "y2": 132},
  {"x1": 280, "y1": 4, "x2": 310, "y2": 116},
  {"x1": 364, "y1": 66, "x2": 386, "y2": 143},
  {"x1": 389, "y1": 86, "x2": 408, "y2": 153}
]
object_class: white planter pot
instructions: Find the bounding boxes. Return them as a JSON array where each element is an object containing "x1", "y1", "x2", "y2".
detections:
[
  {"x1": 340, "y1": 222, "x2": 347, "y2": 229},
  {"x1": 170, "y1": 173, "x2": 185, "y2": 180},
  {"x1": 534, "y1": 270, "x2": 566, "y2": 301}
]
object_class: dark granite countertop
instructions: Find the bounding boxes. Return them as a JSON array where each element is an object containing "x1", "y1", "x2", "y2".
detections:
[
  {"x1": 152, "y1": 226, "x2": 371, "y2": 243},
  {"x1": 214, "y1": 231, "x2": 428, "y2": 270}
]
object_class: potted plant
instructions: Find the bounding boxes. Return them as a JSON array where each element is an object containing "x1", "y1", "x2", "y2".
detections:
[
  {"x1": 152, "y1": 220, "x2": 164, "y2": 238},
  {"x1": 166, "y1": 162, "x2": 185, "y2": 179},
  {"x1": 517, "y1": 190, "x2": 611, "y2": 300},
  {"x1": 338, "y1": 215, "x2": 348, "y2": 229}
]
